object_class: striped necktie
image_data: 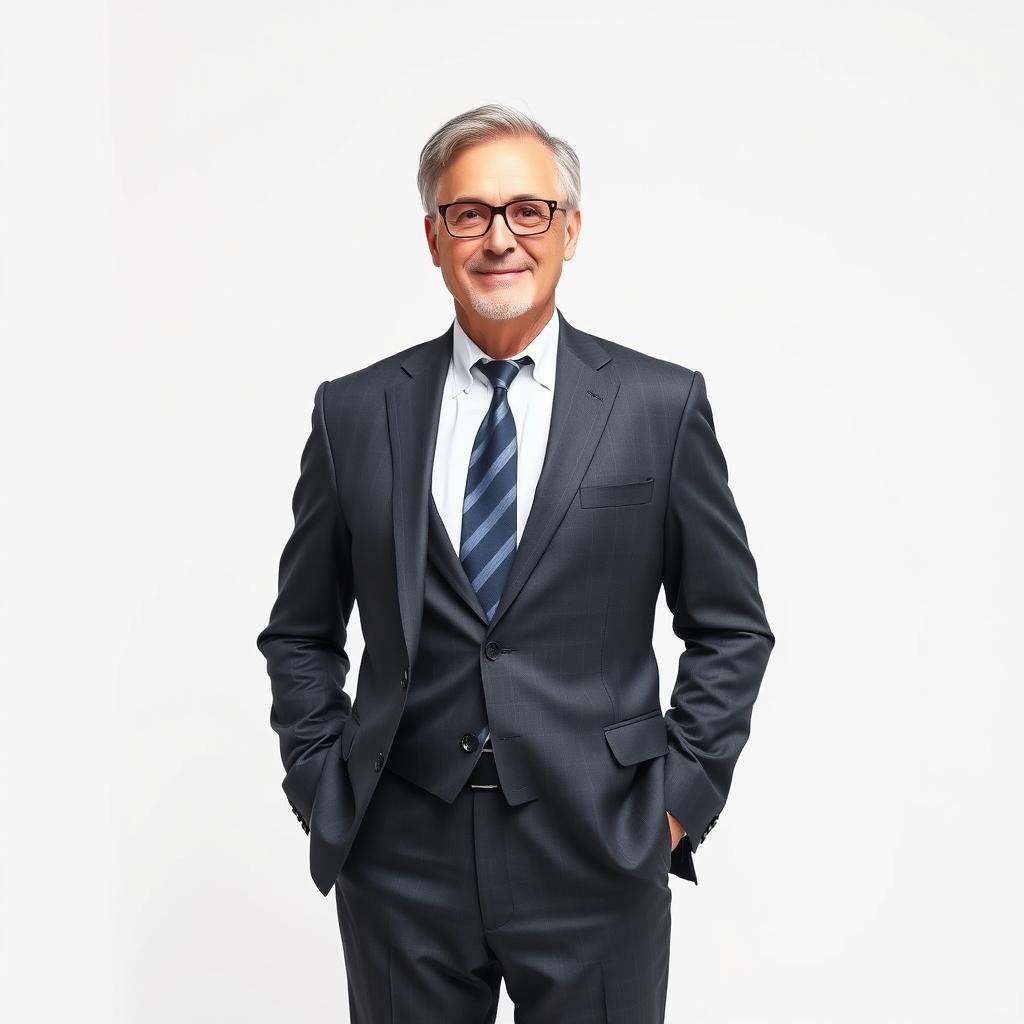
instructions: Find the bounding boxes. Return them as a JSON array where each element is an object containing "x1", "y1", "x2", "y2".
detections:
[{"x1": 461, "y1": 354, "x2": 532, "y2": 750}]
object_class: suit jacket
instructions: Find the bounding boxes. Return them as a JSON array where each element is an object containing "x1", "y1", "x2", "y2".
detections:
[{"x1": 256, "y1": 308, "x2": 775, "y2": 897}]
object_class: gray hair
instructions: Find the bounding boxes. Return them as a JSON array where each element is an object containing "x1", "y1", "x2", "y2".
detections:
[{"x1": 417, "y1": 103, "x2": 581, "y2": 218}]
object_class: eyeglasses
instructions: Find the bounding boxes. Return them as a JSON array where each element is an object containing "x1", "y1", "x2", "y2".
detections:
[{"x1": 437, "y1": 198, "x2": 567, "y2": 238}]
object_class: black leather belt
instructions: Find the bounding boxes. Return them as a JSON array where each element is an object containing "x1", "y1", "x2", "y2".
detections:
[{"x1": 466, "y1": 747, "x2": 500, "y2": 790}]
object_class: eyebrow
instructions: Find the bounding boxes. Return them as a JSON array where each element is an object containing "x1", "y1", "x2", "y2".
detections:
[{"x1": 447, "y1": 193, "x2": 545, "y2": 204}]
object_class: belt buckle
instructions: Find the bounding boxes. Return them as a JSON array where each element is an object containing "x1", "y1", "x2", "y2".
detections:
[{"x1": 470, "y1": 746, "x2": 498, "y2": 790}]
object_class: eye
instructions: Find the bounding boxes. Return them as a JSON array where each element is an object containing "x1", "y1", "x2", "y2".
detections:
[{"x1": 508, "y1": 201, "x2": 551, "y2": 229}]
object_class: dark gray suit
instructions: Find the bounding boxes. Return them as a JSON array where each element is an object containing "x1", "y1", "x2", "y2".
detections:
[{"x1": 256, "y1": 308, "x2": 774, "y2": 1022}]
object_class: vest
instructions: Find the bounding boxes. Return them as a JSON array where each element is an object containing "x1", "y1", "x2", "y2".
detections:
[{"x1": 383, "y1": 494, "x2": 496, "y2": 802}]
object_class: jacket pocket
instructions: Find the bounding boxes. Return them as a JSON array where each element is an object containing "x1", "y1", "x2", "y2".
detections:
[
  {"x1": 341, "y1": 711, "x2": 362, "y2": 762},
  {"x1": 579, "y1": 475, "x2": 654, "y2": 508},
  {"x1": 603, "y1": 708, "x2": 668, "y2": 765}
]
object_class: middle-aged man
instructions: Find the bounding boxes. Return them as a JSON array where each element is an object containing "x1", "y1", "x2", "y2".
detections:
[{"x1": 256, "y1": 103, "x2": 774, "y2": 1023}]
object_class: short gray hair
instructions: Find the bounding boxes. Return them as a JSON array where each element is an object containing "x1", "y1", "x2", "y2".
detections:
[{"x1": 417, "y1": 103, "x2": 581, "y2": 217}]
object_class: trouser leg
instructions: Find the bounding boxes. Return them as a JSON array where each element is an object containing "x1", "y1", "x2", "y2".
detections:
[
  {"x1": 474, "y1": 755, "x2": 672, "y2": 1024},
  {"x1": 334, "y1": 767, "x2": 503, "y2": 1024},
  {"x1": 335, "y1": 754, "x2": 672, "y2": 1024}
]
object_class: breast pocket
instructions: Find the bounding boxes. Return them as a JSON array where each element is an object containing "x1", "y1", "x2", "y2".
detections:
[{"x1": 578, "y1": 475, "x2": 655, "y2": 509}]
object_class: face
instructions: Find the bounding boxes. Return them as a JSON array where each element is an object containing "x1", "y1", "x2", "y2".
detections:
[{"x1": 424, "y1": 135, "x2": 581, "y2": 322}]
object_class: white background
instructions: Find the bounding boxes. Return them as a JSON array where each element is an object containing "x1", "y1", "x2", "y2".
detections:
[{"x1": 2, "y1": 2, "x2": 1022, "y2": 1021}]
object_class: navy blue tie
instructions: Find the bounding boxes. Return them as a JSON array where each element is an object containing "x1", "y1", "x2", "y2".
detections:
[{"x1": 461, "y1": 354, "x2": 532, "y2": 749}]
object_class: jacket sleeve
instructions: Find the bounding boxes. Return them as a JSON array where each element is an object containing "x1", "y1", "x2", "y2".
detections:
[
  {"x1": 256, "y1": 379, "x2": 356, "y2": 834},
  {"x1": 661, "y1": 369, "x2": 775, "y2": 858}
]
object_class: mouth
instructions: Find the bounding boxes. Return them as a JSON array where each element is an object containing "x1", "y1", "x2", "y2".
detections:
[{"x1": 475, "y1": 269, "x2": 528, "y2": 277}]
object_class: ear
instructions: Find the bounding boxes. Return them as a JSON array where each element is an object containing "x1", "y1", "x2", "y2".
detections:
[
  {"x1": 424, "y1": 214, "x2": 442, "y2": 268},
  {"x1": 562, "y1": 208, "x2": 582, "y2": 261}
]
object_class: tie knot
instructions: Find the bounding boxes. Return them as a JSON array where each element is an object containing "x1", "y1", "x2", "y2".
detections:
[{"x1": 476, "y1": 356, "x2": 532, "y2": 391}]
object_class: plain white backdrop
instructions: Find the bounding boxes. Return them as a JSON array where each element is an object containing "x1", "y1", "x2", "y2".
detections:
[{"x1": 2, "y1": 1, "x2": 1021, "y2": 1021}]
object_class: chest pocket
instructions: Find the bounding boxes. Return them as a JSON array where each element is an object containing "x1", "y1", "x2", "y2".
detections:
[{"x1": 579, "y1": 475, "x2": 654, "y2": 509}]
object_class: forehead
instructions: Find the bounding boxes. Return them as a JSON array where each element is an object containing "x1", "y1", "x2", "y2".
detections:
[{"x1": 437, "y1": 135, "x2": 561, "y2": 204}]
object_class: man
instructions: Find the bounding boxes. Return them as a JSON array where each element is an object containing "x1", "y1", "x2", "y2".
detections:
[{"x1": 256, "y1": 103, "x2": 774, "y2": 1023}]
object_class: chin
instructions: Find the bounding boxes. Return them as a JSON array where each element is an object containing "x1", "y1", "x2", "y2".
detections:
[{"x1": 466, "y1": 287, "x2": 536, "y2": 321}]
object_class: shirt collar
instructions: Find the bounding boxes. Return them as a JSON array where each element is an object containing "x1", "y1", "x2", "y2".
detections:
[{"x1": 449, "y1": 307, "x2": 559, "y2": 398}]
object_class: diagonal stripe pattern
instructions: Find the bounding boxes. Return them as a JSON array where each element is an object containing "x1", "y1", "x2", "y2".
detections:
[{"x1": 461, "y1": 354, "x2": 532, "y2": 749}]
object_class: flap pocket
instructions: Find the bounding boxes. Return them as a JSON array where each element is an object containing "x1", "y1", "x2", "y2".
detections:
[
  {"x1": 603, "y1": 708, "x2": 668, "y2": 765},
  {"x1": 579, "y1": 476, "x2": 654, "y2": 508},
  {"x1": 341, "y1": 712, "x2": 362, "y2": 762}
]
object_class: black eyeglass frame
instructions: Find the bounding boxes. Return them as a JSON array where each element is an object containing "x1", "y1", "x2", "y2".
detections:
[{"x1": 436, "y1": 198, "x2": 568, "y2": 238}]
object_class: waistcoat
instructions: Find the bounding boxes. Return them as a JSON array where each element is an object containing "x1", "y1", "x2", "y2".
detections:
[{"x1": 383, "y1": 493, "x2": 496, "y2": 801}]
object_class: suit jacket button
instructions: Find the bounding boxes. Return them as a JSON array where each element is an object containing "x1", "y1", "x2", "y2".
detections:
[
  {"x1": 484, "y1": 641, "x2": 501, "y2": 660},
  {"x1": 373, "y1": 752, "x2": 384, "y2": 772},
  {"x1": 460, "y1": 733, "x2": 479, "y2": 753}
]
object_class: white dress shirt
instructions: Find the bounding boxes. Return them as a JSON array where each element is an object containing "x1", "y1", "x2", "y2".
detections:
[{"x1": 431, "y1": 306, "x2": 560, "y2": 563}]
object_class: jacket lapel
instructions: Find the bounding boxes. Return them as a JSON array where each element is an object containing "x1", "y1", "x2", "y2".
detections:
[
  {"x1": 486, "y1": 310, "x2": 618, "y2": 633},
  {"x1": 386, "y1": 308, "x2": 620, "y2": 670},
  {"x1": 386, "y1": 326, "x2": 453, "y2": 673},
  {"x1": 428, "y1": 492, "x2": 490, "y2": 623}
]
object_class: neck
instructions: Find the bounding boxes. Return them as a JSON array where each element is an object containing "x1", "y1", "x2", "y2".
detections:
[{"x1": 455, "y1": 298, "x2": 555, "y2": 359}]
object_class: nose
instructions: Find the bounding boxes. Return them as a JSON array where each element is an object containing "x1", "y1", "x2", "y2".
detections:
[{"x1": 483, "y1": 209, "x2": 518, "y2": 254}]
